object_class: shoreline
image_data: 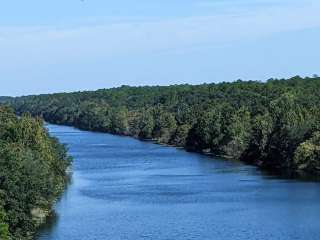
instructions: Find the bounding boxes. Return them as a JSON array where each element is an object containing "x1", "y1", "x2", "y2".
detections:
[{"x1": 44, "y1": 120, "x2": 320, "y2": 182}]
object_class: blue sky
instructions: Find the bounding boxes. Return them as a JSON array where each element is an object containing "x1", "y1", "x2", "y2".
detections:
[{"x1": 0, "y1": 0, "x2": 320, "y2": 96}]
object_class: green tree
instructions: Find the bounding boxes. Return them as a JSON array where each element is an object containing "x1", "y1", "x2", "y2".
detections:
[
  {"x1": 241, "y1": 112, "x2": 273, "y2": 164},
  {"x1": 294, "y1": 132, "x2": 320, "y2": 171},
  {"x1": 186, "y1": 107, "x2": 225, "y2": 153},
  {"x1": 223, "y1": 107, "x2": 252, "y2": 159},
  {"x1": 171, "y1": 124, "x2": 192, "y2": 147},
  {"x1": 152, "y1": 108, "x2": 177, "y2": 143},
  {"x1": 110, "y1": 107, "x2": 129, "y2": 134},
  {"x1": 138, "y1": 109, "x2": 155, "y2": 139},
  {"x1": 0, "y1": 205, "x2": 9, "y2": 240},
  {"x1": 0, "y1": 107, "x2": 71, "y2": 239},
  {"x1": 266, "y1": 93, "x2": 310, "y2": 167}
]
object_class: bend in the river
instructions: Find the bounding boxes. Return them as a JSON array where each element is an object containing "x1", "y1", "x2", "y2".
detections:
[{"x1": 37, "y1": 124, "x2": 320, "y2": 240}]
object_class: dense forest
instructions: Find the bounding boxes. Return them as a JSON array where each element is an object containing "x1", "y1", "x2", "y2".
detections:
[
  {"x1": 6, "y1": 76, "x2": 320, "y2": 173},
  {"x1": 0, "y1": 106, "x2": 71, "y2": 239}
]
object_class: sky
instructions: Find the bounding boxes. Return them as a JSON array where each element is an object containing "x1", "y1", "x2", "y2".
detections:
[{"x1": 0, "y1": 0, "x2": 320, "y2": 96}]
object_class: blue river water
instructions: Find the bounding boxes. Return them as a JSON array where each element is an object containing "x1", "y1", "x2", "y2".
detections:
[{"x1": 36, "y1": 124, "x2": 320, "y2": 240}]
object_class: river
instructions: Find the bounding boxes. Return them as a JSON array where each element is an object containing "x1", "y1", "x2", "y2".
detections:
[{"x1": 36, "y1": 124, "x2": 320, "y2": 240}]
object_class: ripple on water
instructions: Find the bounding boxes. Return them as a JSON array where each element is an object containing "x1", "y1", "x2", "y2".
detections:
[{"x1": 37, "y1": 124, "x2": 320, "y2": 240}]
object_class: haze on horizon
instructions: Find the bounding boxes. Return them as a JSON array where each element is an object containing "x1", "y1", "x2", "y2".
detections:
[{"x1": 0, "y1": 0, "x2": 319, "y2": 96}]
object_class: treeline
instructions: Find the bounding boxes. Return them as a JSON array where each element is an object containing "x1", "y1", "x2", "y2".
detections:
[
  {"x1": 8, "y1": 76, "x2": 320, "y2": 172},
  {"x1": 0, "y1": 97, "x2": 12, "y2": 104},
  {"x1": 0, "y1": 106, "x2": 71, "y2": 239}
]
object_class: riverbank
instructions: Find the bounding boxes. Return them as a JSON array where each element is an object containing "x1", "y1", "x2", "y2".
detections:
[
  {"x1": 43, "y1": 119, "x2": 320, "y2": 181},
  {"x1": 8, "y1": 77, "x2": 320, "y2": 174},
  {"x1": 0, "y1": 107, "x2": 71, "y2": 239}
]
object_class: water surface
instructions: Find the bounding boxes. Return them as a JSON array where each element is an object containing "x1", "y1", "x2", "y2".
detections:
[{"x1": 37, "y1": 124, "x2": 320, "y2": 240}]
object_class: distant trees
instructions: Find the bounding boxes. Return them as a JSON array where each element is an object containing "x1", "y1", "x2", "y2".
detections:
[
  {"x1": 171, "y1": 124, "x2": 191, "y2": 147},
  {"x1": 0, "y1": 106, "x2": 71, "y2": 239},
  {"x1": 241, "y1": 112, "x2": 273, "y2": 164},
  {"x1": 223, "y1": 107, "x2": 252, "y2": 159},
  {"x1": 186, "y1": 111, "x2": 216, "y2": 152},
  {"x1": 137, "y1": 109, "x2": 154, "y2": 139},
  {"x1": 8, "y1": 75, "x2": 320, "y2": 173},
  {"x1": 152, "y1": 108, "x2": 177, "y2": 143},
  {"x1": 110, "y1": 107, "x2": 129, "y2": 134}
]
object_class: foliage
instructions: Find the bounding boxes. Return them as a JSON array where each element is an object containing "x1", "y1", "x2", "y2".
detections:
[
  {"x1": 294, "y1": 132, "x2": 320, "y2": 171},
  {"x1": 7, "y1": 76, "x2": 320, "y2": 172},
  {"x1": 0, "y1": 106, "x2": 71, "y2": 239},
  {"x1": 0, "y1": 205, "x2": 9, "y2": 240}
]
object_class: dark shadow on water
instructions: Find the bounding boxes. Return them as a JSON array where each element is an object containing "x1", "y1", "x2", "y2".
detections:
[
  {"x1": 35, "y1": 211, "x2": 59, "y2": 239},
  {"x1": 259, "y1": 168, "x2": 320, "y2": 182},
  {"x1": 172, "y1": 144, "x2": 320, "y2": 183},
  {"x1": 35, "y1": 173, "x2": 73, "y2": 239}
]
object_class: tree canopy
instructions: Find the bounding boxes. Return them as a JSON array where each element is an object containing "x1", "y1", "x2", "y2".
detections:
[
  {"x1": 0, "y1": 106, "x2": 71, "y2": 239},
  {"x1": 7, "y1": 76, "x2": 320, "y2": 173}
]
